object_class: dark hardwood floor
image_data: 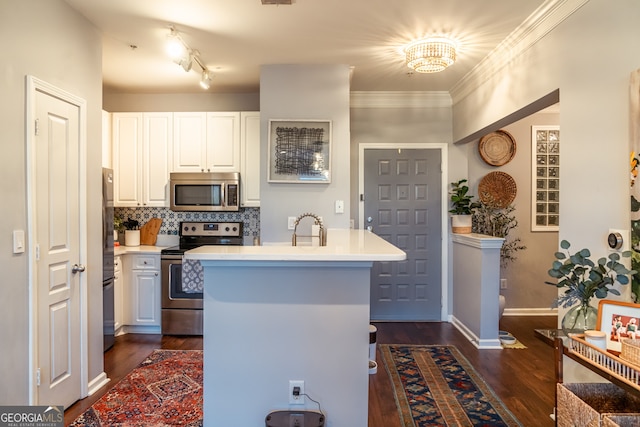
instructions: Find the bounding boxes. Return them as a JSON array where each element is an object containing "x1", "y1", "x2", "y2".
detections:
[{"x1": 64, "y1": 316, "x2": 557, "y2": 426}]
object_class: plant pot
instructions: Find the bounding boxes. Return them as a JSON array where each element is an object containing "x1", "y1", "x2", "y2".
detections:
[
  {"x1": 125, "y1": 230, "x2": 140, "y2": 247},
  {"x1": 451, "y1": 214, "x2": 472, "y2": 234},
  {"x1": 562, "y1": 302, "x2": 598, "y2": 335}
]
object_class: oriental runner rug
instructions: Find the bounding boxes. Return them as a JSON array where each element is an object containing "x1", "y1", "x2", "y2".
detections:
[
  {"x1": 69, "y1": 349, "x2": 203, "y2": 426},
  {"x1": 380, "y1": 344, "x2": 522, "y2": 427}
]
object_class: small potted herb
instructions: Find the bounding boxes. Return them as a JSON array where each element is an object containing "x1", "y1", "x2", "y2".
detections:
[{"x1": 449, "y1": 179, "x2": 480, "y2": 233}]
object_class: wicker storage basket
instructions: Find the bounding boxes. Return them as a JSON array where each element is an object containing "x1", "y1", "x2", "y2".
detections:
[
  {"x1": 621, "y1": 339, "x2": 640, "y2": 367},
  {"x1": 603, "y1": 414, "x2": 640, "y2": 427},
  {"x1": 557, "y1": 383, "x2": 640, "y2": 427}
]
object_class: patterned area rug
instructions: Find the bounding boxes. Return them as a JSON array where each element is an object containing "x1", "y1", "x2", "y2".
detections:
[
  {"x1": 70, "y1": 350, "x2": 203, "y2": 427},
  {"x1": 380, "y1": 345, "x2": 522, "y2": 427}
]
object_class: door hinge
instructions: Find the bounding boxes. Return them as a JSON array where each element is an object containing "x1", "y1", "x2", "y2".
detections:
[
  {"x1": 360, "y1": 194, "x2": 364, "y2": 202},
  {"x1": 35, "y1": 118, "x2": 39, "y2": 136},
  {"x1": 36, "y1": 368, "x2": 41, "y2": 386},
  {"x1": 35, "y1": 243, "x2": 40, "y2": 261}
]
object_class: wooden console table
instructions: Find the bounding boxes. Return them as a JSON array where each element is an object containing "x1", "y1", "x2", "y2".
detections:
[{"x1": 535, "y1": 329, "x2": 640, "y2": 396}]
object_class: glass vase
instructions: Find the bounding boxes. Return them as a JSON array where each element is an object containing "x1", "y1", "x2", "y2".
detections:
[{"x1": 562, "y1": 302, "x2": 598, "y2": 335}]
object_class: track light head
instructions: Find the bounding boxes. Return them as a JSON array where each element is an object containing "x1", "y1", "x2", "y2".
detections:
[{"x1": 200, "y1": 70, "x2": 213, "y2": 90}]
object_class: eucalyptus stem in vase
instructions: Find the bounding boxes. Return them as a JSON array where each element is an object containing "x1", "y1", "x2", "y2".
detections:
[{"x1": 546, "y1": 240, "x2": 636, "y2": 334}]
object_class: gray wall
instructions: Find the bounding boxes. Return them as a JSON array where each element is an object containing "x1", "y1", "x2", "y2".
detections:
[
  {"x1": 0, "y1": 0, "x2": 103, "y2": 404},
  {"x1": 259, "y1": 64, "x2": 352, "y2": 243},
  {"x1": 103, "y1": 92, "x2": 259, "y2": 112},
  {"x1": 455, "y1": 1, "x2": 640, "y2": 315},
  {"x1": 468, "y1": 110, "x2": 560, "y2": 310},
  {"x1": 349, "y1": 97, "x2": 453, "y2": 228}
]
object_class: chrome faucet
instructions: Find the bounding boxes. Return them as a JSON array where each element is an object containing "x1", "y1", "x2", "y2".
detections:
[{"x1": 291, "y1": 213, "x2": 327, "y2": 246}]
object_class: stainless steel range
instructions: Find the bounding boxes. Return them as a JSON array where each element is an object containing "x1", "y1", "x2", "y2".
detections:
[{"x1": 161, "y1": 221, "x2": 243, "y2": 335}]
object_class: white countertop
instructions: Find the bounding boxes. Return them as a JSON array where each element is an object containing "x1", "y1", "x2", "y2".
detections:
[
  {"x1": 114, "y1": 245, "x2": 166, "y2": 256},
  {"x1": 185, "y1": 229, "x2": 406, "y2": 262}
]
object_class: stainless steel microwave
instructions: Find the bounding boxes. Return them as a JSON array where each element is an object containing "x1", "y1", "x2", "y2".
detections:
[{"x1": 169, "y1": 172, "x2": 240, "y2": 212}]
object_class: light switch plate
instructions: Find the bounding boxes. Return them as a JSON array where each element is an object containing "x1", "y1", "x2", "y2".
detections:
[{"x1": 13, "y1": 229, "x2": 25, "y2": 254}]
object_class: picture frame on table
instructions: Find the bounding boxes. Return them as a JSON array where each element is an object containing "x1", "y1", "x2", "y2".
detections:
[
  {"x1": 597, "y1": 299, "x2": 640, "y2": 352},
  {"x1": 267, "y1": 119, "x2": 332, "y2": 183}
]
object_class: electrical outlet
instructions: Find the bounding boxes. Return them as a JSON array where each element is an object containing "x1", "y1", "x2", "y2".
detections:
[
  {"x1": 289, "y1": 413, "x2": 305, "y2": 427},
  {"x1": 288, "y1": 216, "x2": 296, "y2": 230},
  {"x1": 289, "y1": 380, "x2": 305, "y2": 404},
  {"x1": 500, "y1": 279, "x2": 507, "y2": 289}
]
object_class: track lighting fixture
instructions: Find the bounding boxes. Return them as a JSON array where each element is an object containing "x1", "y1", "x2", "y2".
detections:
[
  {"x1": 166, "y1": 26, "x2": 213, "y2": 90},
  {"x1": 200, "y1": 70, "x2": 213, "y2": 90}
]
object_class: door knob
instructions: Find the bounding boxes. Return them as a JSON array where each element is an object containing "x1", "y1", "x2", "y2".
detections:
[
  {"x1": 71, "y1": 264, "x2": 86, "y2": 274},
  {"x1": 367, "y1": 216, "x2": 373, "y2": 223},
  {"x1": 366, "y1": 225, "x2": 373, "y2": 232}
]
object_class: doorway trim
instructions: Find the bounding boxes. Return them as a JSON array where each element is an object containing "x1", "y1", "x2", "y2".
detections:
[
  {"x1": 358, "y1": 142, "x2": 448, "y2": 321},
  {"x1": 26, "y1": 75, "x2": 89, "y2": 403}
]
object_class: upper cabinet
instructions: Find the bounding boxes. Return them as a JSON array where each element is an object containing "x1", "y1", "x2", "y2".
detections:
[
  {"x1": 102, "y1": 110, "x2": 112, "y2": 169},
  {"x1": 112, "y1": 112, "x2": 172, "y2": 207},
  {"x1": 111, "y1": 111, "x2": 258, "y2": 208},
  {"x1": 173, "y1": 112, "x2": 240, "y2": 173},
  {"x1": 240, "y1": 112, "x2": 260, "y2": 207}
]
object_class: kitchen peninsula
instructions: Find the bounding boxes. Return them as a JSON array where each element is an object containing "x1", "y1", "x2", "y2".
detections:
[{"x1": 185, "y1": 229, "x2": 405, "y2": 426}]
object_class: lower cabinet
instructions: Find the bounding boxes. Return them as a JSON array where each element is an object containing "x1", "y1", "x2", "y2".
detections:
[
  {"x1": 122, "y1": 253, "x2": 161, "y2": 334},
  {"x1": 114, "y1": 255, "x2": 123, "y2": 333}
]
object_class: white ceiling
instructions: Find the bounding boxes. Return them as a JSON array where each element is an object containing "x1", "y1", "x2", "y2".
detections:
[{"x1": 63, "y1": 0, "x2": 545, "y2": 94}]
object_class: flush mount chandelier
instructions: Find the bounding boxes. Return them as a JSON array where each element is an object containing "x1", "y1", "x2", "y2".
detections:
[
  {"x1": 167, "y1": 26, "x2": 213, "y2": 89},
  {"x1": 404, "y1": 37, "x2": 457, "y2": 73}
]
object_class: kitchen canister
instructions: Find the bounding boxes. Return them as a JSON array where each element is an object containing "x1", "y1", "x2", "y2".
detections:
[
  {"x1": 125, "y1": 230, "x2": 140, "y2": 247},
  {"x1": 584, "y1": 329, "x2": 607, "y2": 351},
  {"x1": 369, "y1": 324, "x2": 377, "y2": 374}
]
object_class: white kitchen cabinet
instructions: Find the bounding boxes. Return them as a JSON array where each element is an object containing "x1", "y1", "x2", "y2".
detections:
[
  {"x1": 113, "y1": 255, "x2": 123, "y2": 333},
  {"x1": 102, "y1": 110, "x2": 112, "y2": 168},
  {"x1": 172, "y1": 112, "x2": 240, "y2": 173},
  {"x1": 123, "y1": 254, "x2": 161, "y2": 333},
  {"x1": 112, "y1": 112, "x2": 172, "y2": 207},
  {"x1": 240, "y1": 112, "x2": 260, "y2": 207},
  {"x1": 172, "y1": 112, "x2": 207, "y2": 172}
]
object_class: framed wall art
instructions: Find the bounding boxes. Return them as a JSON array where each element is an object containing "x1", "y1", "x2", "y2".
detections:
[
  {"x1": 597, "y1": 299, "x2": 640, "y2": 353},
  {"x1": 268, "y1": 119, "x2": 332, "y2": 183},
  {"x1": 531, "y1": 125, "x2": 560, "y2": 231}
]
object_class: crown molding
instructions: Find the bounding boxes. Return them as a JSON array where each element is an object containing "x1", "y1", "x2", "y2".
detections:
[
  {"x1": 450, "y1": 0, "x2": 590, "y2": 105},
  {"x1": 350, "y1": 91, "x2": 452, "y2": 109}
]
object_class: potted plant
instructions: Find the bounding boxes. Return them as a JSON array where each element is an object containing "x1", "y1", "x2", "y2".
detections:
[
  {"x1": 449, "y1": 179, "x2": 480, "y2": 233},
  {"x1": 472, "y1": 201, "x2": 526, "y2": 268},
  {"x1": 546, "y1": 239, "x2": 636, "y2": 334}
]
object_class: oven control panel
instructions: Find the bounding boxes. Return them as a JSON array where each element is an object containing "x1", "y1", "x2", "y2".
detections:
[{"x1": 180, "y1": 221, "x2": 242, "y2": 237}]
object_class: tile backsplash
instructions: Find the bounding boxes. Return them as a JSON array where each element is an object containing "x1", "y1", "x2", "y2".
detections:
[{"x1": 115, "y1": 206, "x2": 260, "y2": 237}]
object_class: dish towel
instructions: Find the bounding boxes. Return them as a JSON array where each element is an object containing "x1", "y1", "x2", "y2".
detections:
[{"x1": 181, "y1": 259, "x2": 203, "y2": 293}]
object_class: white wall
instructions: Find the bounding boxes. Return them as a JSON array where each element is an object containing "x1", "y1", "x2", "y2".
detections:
[
  {"x1": 0, "y1": 0, "x2": 103, "y2": 404},
  {"x1": 259, "y1": 65, "x2": 351, "y2": 243},
  {"x1": 454, "y1": 1, "x2": 640, "y2": 309}
]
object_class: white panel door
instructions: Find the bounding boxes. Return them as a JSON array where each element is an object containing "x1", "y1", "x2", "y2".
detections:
[
  {"x1": 206, "y1": 112, "x2": 240, "y2": 172},
  {"x1": 35, "y1": 88, "x2": 82, "y2": 408}
]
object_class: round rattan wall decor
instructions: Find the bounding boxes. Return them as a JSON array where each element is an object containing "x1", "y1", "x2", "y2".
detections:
[
  {"x1": 478, "y1": 130, "x2": 516, "y2": 166},
  {"x1": 478, "y1": 171, "x2": 517, "y2": 208}
]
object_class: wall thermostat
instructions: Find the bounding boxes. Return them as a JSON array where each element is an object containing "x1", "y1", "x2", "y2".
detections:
[{"x1": 607, "y1": 231, "x2": 624, "y2": 250}]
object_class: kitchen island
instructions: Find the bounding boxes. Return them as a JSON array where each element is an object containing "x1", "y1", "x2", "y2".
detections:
[{"x1": 185, "y1": 229, "x2": 405, "y2": 427}]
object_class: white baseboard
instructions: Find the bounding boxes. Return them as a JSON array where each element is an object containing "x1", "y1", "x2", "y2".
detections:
[
  {"x1": 503, "y1": 307, "x2": 558, "y2": 316},
  {"x1": 87, "y1": 372, "x2": 110, "y2": 396},
  {"x1": 450, "y1": 316, "x2": 502, "y2": 350}
]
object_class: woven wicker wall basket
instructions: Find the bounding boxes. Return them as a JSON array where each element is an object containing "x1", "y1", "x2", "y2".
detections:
[
  {"x1": 478, "y1": 130, "x2": 516, "y2": 166},
  {"x1": 478, "y1": 171, "x2": 517, "y2": 208}
]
